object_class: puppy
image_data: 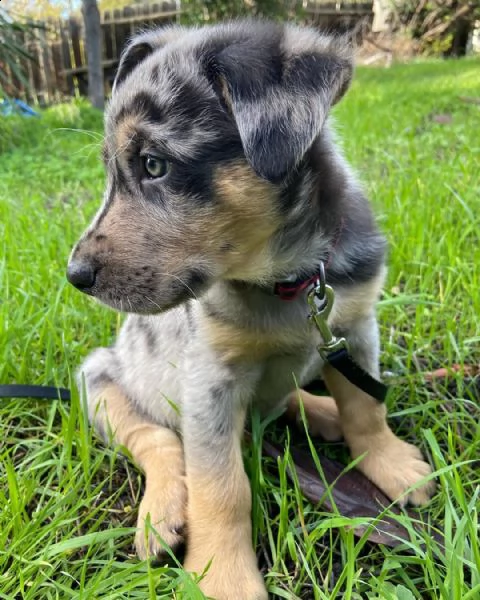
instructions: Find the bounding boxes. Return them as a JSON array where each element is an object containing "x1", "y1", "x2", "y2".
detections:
[{"x1": 67, "y1": 20, "x2": 434, "y2": 600}]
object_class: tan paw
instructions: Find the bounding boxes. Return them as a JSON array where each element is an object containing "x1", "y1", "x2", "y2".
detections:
[
  {"x1": 286, "y1": 390, "x2": 343, "y2": 441},
  {"x1": 352, "y1": 433, "x2": 435, "y2": 506},
  {"x1": 135, "y1": 475, "x2": 187, "y2": 560},
  {"x1": 185, "y1": 544, "x2": 267, "y2": 600}
]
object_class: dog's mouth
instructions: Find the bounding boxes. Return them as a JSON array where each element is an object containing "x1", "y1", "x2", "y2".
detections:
[
  {"x1": 66, "y1": 259, "x2": 211, "y2": 314},
  {"x1": 95, "y1": 289, "x2": 189, "y2": 315}
]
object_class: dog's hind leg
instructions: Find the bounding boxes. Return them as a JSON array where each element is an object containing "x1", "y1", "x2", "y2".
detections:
[
  {"x1": 285, "y1": 389, "x2": 343, "y2": 441},
  {"x1": 321, "y1": 314, "x2": 435, "y2": 506},
  {"x1": 79, "y1": 350, "x2": 186, "y2": 559}
]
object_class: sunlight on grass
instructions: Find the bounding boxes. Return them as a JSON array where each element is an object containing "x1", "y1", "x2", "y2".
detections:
[{"x1": 1, "y1": 58, "x2": 479, "y2": 598}]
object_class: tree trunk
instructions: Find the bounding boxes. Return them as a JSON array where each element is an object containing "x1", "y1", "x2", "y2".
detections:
[
  {"x1": 450, "y1": 17, "x2": 472, "y2": 56},
  {"x1": 82, "y1": 0, "x2": 104, "y2": 109},
  {"x1": 372, "y1": 0, "x2": 394, "y2": 33}
]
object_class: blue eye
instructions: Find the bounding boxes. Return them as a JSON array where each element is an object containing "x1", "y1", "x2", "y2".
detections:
[{"x1": 143, "y1": 155, "x2": 168, "y2": 179}]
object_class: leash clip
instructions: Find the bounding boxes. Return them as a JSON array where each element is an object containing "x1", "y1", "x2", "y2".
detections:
[
  {"x1": 308, "y1": 264, "x2": 348, "y2": 360},
  {"x1": 306, "y1": 263, "x2": 389, "y2": 403}
]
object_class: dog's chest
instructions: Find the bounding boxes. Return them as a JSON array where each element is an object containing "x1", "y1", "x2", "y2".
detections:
[{"x1": 253, "y1": 337, "x2": 322, "y2": 414}]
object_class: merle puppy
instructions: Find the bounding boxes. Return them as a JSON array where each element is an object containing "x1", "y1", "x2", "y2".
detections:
[{"x1": 67, "y1": 20, "x2": 434, "y2": 600}]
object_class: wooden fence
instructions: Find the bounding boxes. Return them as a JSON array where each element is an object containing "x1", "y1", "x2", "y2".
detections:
[
  {"x1": 305, "y1": 1, "x2": 373, "y2": 32},
  {"x1": 2, "y1": 2, "x2": 180, "y2": 104},
  {"x1": 2, "y1": 1, "x2": 373, "y2": 105}
]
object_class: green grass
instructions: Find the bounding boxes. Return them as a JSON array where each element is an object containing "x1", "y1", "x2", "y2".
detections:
[{"x1": 1, "y1": 58, "x2": 479, "y2": 599}]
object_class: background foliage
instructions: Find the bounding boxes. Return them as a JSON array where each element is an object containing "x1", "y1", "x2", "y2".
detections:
[
  {"x1": 393, "y1": 0, "x2": 480, "y2": 56},
  {"x1": 0, "y1": 9, "x2": 43, "y2": 97}
]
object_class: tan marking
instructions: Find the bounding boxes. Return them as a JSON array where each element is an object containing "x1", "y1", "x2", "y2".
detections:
[
  {"x1": 212, "y1": 162, "x2": 281, "y2": 280},
  {"x1": 165, "y1": 159, "x2": 280, "y2": 280},
  {"x1": 184, "y1": 408, "x2": 267, "y2": 600},
  {"x1": 92, "y1": 384, "x2": 186, "y2": 558},
  {"x1": 285, "y1": 389, "x2": 342, "y2": 441},
  {"x1": 201, "y1": 316, "x2": 309, "y2": 363},
  {"x1": 217, "y1": 74, "x2": 234, "y2": 116},
  {"x1": 321, "y1": 365, "x2": 435, "y2": 506},
  {"x1": 114, "y1": 114, "x2": 141, "y2": 165}
]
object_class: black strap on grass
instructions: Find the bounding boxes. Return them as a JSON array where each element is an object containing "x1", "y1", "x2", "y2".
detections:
[
  {"x1": 326, "y1": 348, "x2": 389, "y2": 403},
  {"x1": 0, "y1": 365, "x2": 387, "y2": 406},
  {"x1": 0, "y1": 384, "x2": 71, "y2": 400},
  {"x1": 0, "y1": 351, "x2": 389, "y2": 406}
]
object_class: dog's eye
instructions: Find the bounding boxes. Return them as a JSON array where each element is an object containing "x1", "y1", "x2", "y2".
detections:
[{"x1": 143, "y1": 155, "x2": 168, "y2": 179}]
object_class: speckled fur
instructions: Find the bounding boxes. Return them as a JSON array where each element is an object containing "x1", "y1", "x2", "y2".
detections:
[{"x1": 68, "y1": 20, "x2": 434, "y2": 600}]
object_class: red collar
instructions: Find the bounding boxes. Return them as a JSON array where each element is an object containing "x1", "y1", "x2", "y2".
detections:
[{"x1": 273, "y1": 272, "x2": 320, "y2": 301}]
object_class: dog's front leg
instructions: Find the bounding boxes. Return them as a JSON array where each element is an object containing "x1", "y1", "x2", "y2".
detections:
[
  {"x1": 79, "y1": 371, "x2": 186, "y2": 558},
  {"x1": 182, "y1": 357, "x2": 267, "y2": 600},
  {"x1": 323, "y1": 314, "x2": 435, "y2": 506}
]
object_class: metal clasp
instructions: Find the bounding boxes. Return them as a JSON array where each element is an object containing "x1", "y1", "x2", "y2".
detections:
[{"x1": 307, "y1": 263, "x2": 348, "y2": 360}]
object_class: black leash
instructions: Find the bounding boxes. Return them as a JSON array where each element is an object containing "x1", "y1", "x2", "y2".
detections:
[
  {"x1": 0, "y1": 361, "x2": 386, "y2": 403},
  {"x1": 325, "y1": 348, "x2": 388, "y2": 402},
  {"x1": 0, "y1": 372, "x2": 386, "y2": 404},
  {"x1": 0, "y1": 384, "x2": 71, "y2": 400}
]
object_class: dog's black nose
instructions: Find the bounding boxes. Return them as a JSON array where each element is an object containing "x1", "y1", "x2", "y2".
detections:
[{"x1": 67, "y1": 260, "x2": 97, "y2": 292}]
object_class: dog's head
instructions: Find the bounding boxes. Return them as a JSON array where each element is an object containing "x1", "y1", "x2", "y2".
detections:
[{"x1": 67, "y1": 21, "x2": 353, "y2": 313}]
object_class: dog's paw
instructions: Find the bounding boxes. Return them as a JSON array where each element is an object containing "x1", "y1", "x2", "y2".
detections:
[
  {"x1": 135, "y1": 475, "x2": 187, "y2": 560},
  {"x1": 185, "y1": 550, "x2": 268, "y2": 600},
  {"x1": 285, "y1": 390, "x2": 343, "y2": 441},
  {"x1": 352, "y1": 433, "x2": 435, "y2": 506}
]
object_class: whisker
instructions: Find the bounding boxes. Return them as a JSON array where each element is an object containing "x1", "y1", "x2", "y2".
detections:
[
  {"x1": 144, "y1": 295, "x2": 163, "y2": 311},
  {"x1": 156, "y1": 272, "x2": 199, "y2": 301}
]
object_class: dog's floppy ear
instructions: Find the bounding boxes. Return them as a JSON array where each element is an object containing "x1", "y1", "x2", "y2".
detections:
[
  {"x1": 210, "y1": 25, "x2": 353, "y2": 182},
  {"x1": 113, "y1": 27, "x2": 186, "y2": 91},
  {"x1": 114, "y1": 40, "x2": 154, "y2": 90}
]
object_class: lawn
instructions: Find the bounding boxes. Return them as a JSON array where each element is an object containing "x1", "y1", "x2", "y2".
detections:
[{"x1": 0, "y1": 58, "x2": 479, "y2": 599}]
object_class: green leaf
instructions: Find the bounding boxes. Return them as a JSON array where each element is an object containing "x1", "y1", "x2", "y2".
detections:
[
  {"x1": 45, "y1": 528, "x2": 135, "y2": 557},
  {"x1": 395, "y1": 585, "x2": 416, "y2": 600}
]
